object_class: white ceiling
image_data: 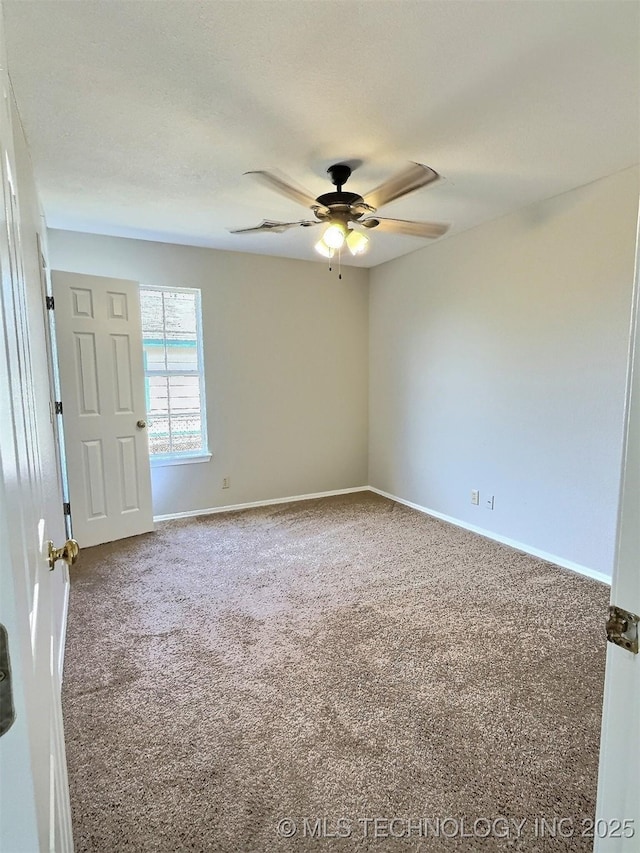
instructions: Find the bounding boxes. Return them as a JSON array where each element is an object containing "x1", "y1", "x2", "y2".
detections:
[{"x1": 3, "y1": 1, "x2": 639, "y2": 268}]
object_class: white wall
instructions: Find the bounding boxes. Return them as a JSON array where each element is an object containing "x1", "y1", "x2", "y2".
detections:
[
  {"x1": 47, "y1": 231, "x2": 369, "y2": 517},
  {"x1": 369, "y1": 166, "x2": 639, "y2": 578}
]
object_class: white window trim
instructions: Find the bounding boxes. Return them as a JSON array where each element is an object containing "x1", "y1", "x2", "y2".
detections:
[
  {"x1": 140, "y1": 284, "x2": 210, "y2": 462},
  {"x1": 150, "y1": 452, "x2": 212, "y2": 468}
]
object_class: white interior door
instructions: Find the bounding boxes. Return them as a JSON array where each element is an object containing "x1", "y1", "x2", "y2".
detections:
[
  {"x1": 594, "y1": 209, "x2": 640, "y2": 850},
  {"x1": 52, "y1": 271, "x2": 154, "y2": 547},
  {"x1": 0, "y1": 25, "x2": 72, "y2": 851}
]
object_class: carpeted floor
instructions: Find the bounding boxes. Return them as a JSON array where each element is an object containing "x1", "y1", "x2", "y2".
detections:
[{"x1": 62, "y1": 492, "x2": 610, "y2": 852}]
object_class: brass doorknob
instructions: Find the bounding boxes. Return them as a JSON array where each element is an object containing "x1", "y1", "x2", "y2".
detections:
[
  {"x1": 137, "y1": 419, "x2": 147, "y2": 429},
  {"x1": 47, "y1": 539, "x2": 80, "y2": 571}
]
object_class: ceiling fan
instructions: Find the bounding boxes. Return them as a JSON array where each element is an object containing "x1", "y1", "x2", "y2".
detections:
[{"x1": 229, "y1": 162, "x2": 449, "y2": 258}]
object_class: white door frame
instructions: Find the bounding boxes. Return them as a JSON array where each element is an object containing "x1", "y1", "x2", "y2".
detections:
[
  {"x1": 594, "y1": 201, "x2": 640, "y2": 849},
  {"x1": 37, "y1": 236, "x2": 73, "y2": 678},
  {"x1": 38, "y1": 236, "x2": 71, "y2": 528}
]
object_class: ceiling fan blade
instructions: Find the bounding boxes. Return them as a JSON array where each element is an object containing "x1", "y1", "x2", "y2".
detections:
[
  {"x1": 363, "y1": 163, "x2": 440, "y2": 211},
  {"x1": 245, "y1": 170, "x2": 325, "y2": 211},
  {"x1": 361, "y1": 218, "x2": 449, "y2": 239},
  {"x1": 229, "y1": 219, "x2": 320, "y2": 234}
]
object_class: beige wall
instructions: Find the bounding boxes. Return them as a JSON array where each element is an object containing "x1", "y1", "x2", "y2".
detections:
[
  {"x1": 369, "y1": 166, "x2": 639, "y2": 578},
  {"x1": 47, "y1": 231, "x2": 369, "y2": 517}
]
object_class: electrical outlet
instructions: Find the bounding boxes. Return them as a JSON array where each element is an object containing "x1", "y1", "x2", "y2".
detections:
[
  {"x1": 485, "y1": 495, "x2": 494, "y2": 510},
  {"x1": 471, "y1": 490, "x2": 479, "y2": 506},
  {"x1": 222, "y1": 477, "x2": 230, "y2": 489}
]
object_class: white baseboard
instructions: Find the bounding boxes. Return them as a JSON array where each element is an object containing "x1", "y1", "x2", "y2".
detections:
[
  {"x1": 368, "y1": 486, "x2": 612, "y2": 586},
  {"x1": 153, "y1": 486, "x2": 371, "y2": 523},
  {"x1": 154, "y1": 483, "x2": 611, "y2": 586}
]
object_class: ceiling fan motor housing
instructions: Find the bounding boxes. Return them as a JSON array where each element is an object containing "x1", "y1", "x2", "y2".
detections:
[
  {"x1": 312, "y1": 163, "x2": 369, "y2": 222},
  {"x1": 314, "y1": 191, "x2": 367, "y2": 220}
]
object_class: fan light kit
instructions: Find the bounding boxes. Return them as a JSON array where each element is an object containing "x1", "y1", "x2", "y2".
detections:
[{"x1": 230, "y1": 161, "x2": 449, "y2": 274}]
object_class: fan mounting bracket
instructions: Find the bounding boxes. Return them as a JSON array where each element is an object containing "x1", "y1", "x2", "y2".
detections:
[{"x1": 327, "y1": 163, "x2": 352, "y2": 191}]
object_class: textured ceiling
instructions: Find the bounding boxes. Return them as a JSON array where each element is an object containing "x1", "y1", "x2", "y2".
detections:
[{"x1": 3, "y1": 0, "x2": 639, "y2": 268}]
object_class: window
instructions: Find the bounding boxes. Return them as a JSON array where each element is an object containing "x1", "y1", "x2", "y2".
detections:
[{"x1": 139, "y1": 286, "x2": 209, "y2": 464}]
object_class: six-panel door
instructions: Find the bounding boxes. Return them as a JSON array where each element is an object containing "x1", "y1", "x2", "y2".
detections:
[{"x1": 52, "y1": 271, "x2": 154, "y2": 547}]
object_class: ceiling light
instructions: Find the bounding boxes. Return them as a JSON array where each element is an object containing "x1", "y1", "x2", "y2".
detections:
[
  {"x1": 314, "y1": 237, "x2": 335, "y2": 258},
  {"x1": 346, "y1": 229, "x2": 369, "y2": 256},
  {"x1": 323, "y1": 221, "x2": 347, "y2": 250}
]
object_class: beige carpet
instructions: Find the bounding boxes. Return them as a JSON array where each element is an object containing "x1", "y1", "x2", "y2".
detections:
[{"x1": 62, "y1": 492, "x2": 609, "y2": 852}]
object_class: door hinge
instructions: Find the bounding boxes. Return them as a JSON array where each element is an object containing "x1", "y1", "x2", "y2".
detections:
[
  {"x1": 54, "y1": 401, "x2": 63, "y2": 415},
  {"x1": 45, "y1": 295, "x2": 55, "y2": 310},
  {"x1": 63, "y1": 502, "x2": 71, "y2": 516},
  {"x1": 606, "y1": 605, "x2": 639, "y2": 654}
]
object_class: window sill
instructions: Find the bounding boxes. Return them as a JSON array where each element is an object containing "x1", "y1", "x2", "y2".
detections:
[{"x1": 150, "y1": 453, "x2": 212, "y2": 468}]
